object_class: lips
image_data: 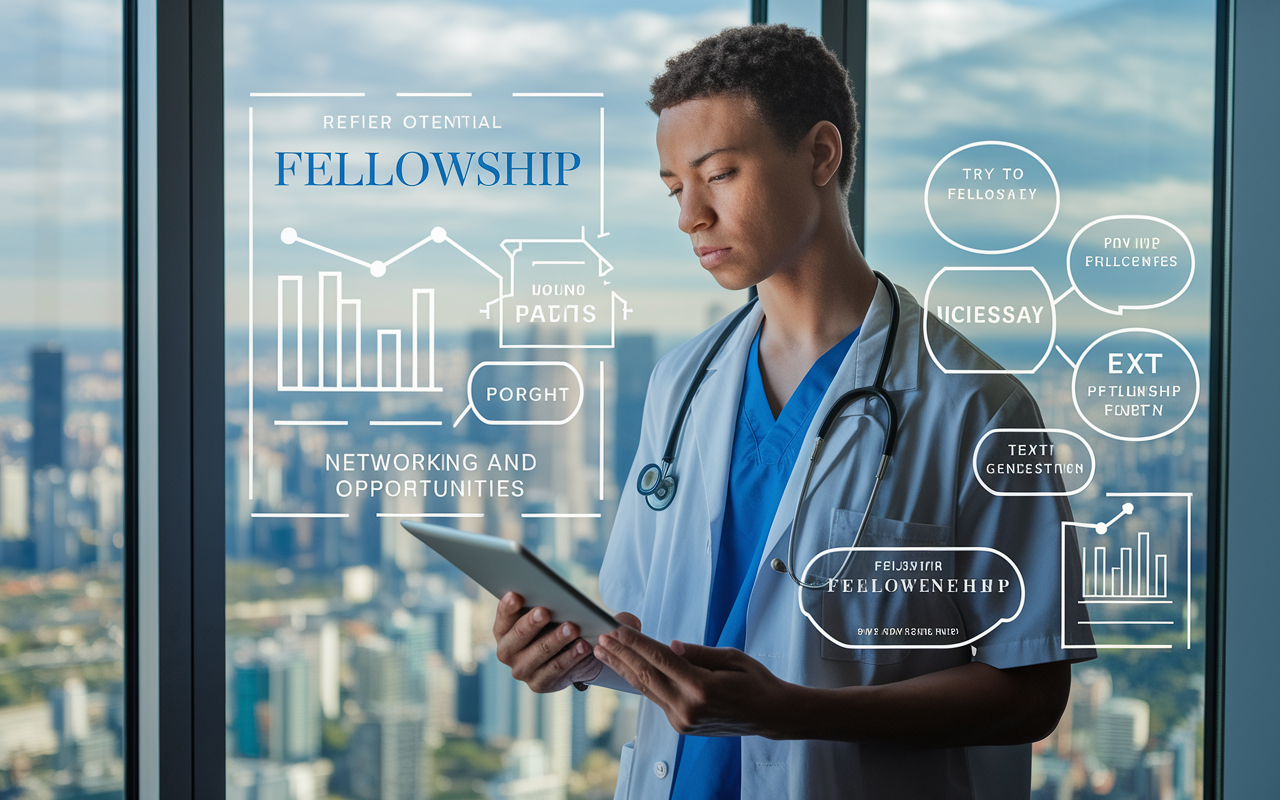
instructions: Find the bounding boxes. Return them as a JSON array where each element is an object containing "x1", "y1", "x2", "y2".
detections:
[{"x1": 694, "y1": 245, "x2": 731, "y2": 269}]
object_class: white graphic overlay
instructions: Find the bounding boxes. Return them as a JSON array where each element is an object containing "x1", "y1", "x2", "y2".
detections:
[
  {"x1": 1070, "y1": 328, "x2": 1200, "y2": 442},
  {"x1": 1066, "y1": 215, "x2": 1195, "y2": 315},
  {"x1": 972, "y1": 428, "x2": 1096, "y2": 497},
  {"x1": 798, "y1": 547, "x2": 1025, "y2": 650},
  {"x1": 924, "y1": 141, "x2": 1060, "y2": 255},
  {"x1": 923, "y1": 266, "x2": 1056, "y2": 373},
  {"x1": 1061, "y1": 494, "x2": 1193, "y2": 650}
]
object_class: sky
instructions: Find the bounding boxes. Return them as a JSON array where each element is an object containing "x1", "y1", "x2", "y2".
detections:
[{"x1": 0, "y1": 0, "x2": 1219, "y2": 345}]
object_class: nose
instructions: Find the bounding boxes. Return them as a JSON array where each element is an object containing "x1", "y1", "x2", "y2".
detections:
[{"x1": 677, "y1": 184, "x2": 714, "y2": 235}]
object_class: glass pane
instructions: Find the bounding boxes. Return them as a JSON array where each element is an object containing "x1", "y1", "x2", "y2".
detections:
[
  {"x1": 224, "y1": 2, "x2": 747, "y2": 797},
  {"x1": 0, "y1": 1, "x2": 126, "y2": 797},
  {"x1": 864, "y1": 1, "x2": 1215, "y2": 796}
]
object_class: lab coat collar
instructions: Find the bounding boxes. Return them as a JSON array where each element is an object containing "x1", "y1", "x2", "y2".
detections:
[
  {"x1": 849, "y1": 277, "x2": 921, "y2": 395},
  {"x1": 752, "y1": 278, "x2": 922, "y2": 573},
  {"x1": 686, "y1": 280, "x2": 922, "y2": 577},
  {"x1": 688, "y1": 300, "x2": 765, "y2": 539}
]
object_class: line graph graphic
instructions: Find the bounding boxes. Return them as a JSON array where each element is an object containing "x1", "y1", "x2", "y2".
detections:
[
  {"x1": 277, "y1": 224, "x2": 631, "y2": 353},
  {"x1": 1061, "y1": 493, "x2": 1192, "y2": 650}
]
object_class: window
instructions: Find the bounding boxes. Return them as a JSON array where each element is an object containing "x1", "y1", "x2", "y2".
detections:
[
  {"x1": 223, "y1": 2, "x2": 749, "y2": 797},
  {"x1": 863, "y1": 1, "x2": 1217, "y2": 795},
  {"x1": 0, "y1": 1, "x2": 126, "y2": 797}
]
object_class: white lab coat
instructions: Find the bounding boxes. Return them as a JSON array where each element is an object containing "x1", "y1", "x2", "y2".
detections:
[{"x1": 597, "y1": 280, "x2": 1093, "y2": 799}]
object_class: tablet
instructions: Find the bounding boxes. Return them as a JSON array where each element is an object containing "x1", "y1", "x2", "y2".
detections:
[{"x1": 401, "y1": 521, "x2": 620, "y2": 640}]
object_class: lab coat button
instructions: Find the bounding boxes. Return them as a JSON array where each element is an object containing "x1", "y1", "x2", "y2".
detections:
[{"x1": 654, "y1": 761, "x2": 669, "y2": 779}]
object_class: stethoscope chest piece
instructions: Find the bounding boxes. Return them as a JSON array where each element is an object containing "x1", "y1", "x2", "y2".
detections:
[{"x1": 637, "y1": 462, "x2": 677, "y2": 510}]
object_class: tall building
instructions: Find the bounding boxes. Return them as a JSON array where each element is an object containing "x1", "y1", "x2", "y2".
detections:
[
  {"x1": 479, "y1": 649, "x2": 517, "y2": 745},
  {"x1": 0, "y1": 457, "x2": 28, "y2": 539},
  {"x1": 32, "y1": 467, "x2": 72, "y2": 571},
  {"x1": 234, "y1": 662, "x2": 270, "y2": 758},
  {"x1": 30, "y1": 345, "x2": 64, "y2": 471},
  {"x1": 49, "y1": 677, "x2": 90, "y2": 744},
  {"x1": 226, "y1": 421, "x2": 251, "y2": 559},
  {"x1": 349, "y1": 636, "x2": 429, "y2": 799},
  {"x1": 319, "y1": 622, "x2": 341, "y2": 721},
  {"x1": 346, "y1": 714, "x2": 426, "y2": 800},
  {"x1": 1095, "y1": 697, "x2": 1150, "y2": 770},
  {"x1": 0, "y1": 456, "x2": 31, "y2": 567},
  {"x1": 269, "y1": 653, "x2": 320, "y2": 762}
]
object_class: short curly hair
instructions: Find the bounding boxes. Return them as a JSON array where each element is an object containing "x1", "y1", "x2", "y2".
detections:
[{"x1": 648, "y1": 24, "x2": 859, "y2": 193}]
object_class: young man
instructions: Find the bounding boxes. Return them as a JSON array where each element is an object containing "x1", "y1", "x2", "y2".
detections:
[{"x1": 493, "y1": 25, "x2": 1093, "y2": 798}]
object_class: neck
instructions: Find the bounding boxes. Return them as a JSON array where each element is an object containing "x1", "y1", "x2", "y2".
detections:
[{"x1": 754, "y1": 206, "x2": 879, "y2": 354}]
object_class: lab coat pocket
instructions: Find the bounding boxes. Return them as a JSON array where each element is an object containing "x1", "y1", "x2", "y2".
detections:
[
  {"x1": 612, "y1": 739, "x2": 635, "y2": 800},
  {"x1": 817, "y1": 510, "x2": 956, "y2": 664}
]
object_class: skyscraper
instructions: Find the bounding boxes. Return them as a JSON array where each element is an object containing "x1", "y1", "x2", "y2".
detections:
[
  {"x1": 269, "y1": 653, "x2": 320, "y2": 762},
  {"x1": 1095, "y1": 697, "x2": 1150, "y2": 770},
  {"x1": 234, "y1": 662, "x2": 270, "y2": 758},
  {"x1": 30, "y1": 345, "x2": 64, "y2": 471},
  {"x1": 28, "y1": 345, "x2": 68, "y2": 571}
]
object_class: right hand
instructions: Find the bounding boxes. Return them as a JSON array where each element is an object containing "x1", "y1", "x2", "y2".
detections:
[{"x1": 493, "y1": 590, "x2": 640, "y2": 693}]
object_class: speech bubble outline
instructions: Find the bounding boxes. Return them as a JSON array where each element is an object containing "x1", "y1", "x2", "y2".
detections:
[
  {"x1": 971, "y1": 427, "x2": 1096, "y2": 497},
  {"x1": 797, "y1": 546, "x2": 1026, "y2": 650},
  {"x1": 1066, "y1": 215, "x2": 1195, "y2": 315},
  {"x1": 923, "y1": 141, "x2": 1061, "y2": 255},
  {"x1": 1070, "y1": 328, "x2": 1201, "y2": 442},
  {"x1": 454, "y1": 361, "x2": 584, "y2": 427},
  {"x1": 922, "y1": 266, "x2": 1057, "y2": 374}
]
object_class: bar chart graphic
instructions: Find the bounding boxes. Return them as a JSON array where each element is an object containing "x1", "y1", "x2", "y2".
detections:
[
  {"x1": 1083, "y1": 530, "x2": 1167, "y2": 599},
  {"x1": 1061, "y1": 492, "x2": 1192, "y2": 651},
  {"x1": 276, "y1": 271, "x2": 441, "y2": 393}
]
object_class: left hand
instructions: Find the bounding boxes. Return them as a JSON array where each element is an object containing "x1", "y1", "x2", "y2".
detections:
[{"x1": 594, "y1": 625, "x2": 794, "y2": 738}]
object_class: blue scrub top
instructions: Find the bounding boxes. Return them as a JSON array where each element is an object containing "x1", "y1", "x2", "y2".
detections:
[{"x1": 669, "y1": 322, "x2": 859, "y2": 800}]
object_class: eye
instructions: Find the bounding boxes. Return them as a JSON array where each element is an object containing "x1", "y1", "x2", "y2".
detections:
[
  {"x1": 667, "y1": 185, "x2": 682, "y2": 198},
  {"x1": 709, "y1": 168, "x2": 736, "y2": 183}
]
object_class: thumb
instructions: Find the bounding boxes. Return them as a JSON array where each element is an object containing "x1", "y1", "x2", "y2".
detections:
[
  {"x1": 670, "y1": 641, "x2": 745, "y2": 671},
  {"x1": 614, "y1": 611, "x2": 642, "y2": 632}
]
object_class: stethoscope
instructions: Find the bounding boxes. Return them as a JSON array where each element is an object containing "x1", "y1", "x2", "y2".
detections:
[{"x1": 636, "y1": 271, "x2": 901, "y2": 590}]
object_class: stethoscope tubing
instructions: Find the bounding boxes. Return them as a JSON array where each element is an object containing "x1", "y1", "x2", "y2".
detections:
[{"x1": 639, "y1": 272, "x2": 903, "y2": 588}]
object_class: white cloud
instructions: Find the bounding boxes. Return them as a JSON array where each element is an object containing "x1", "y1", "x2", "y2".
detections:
[
  {"x1": 228, "y1": 0, "x2": 744, "y2": 86},
  {"x1": 0, "y1": 90, "x2": 121, "y2": 125},
  {"x1": 868, "y1": 0, "x2": 1051, "y2": 76}
]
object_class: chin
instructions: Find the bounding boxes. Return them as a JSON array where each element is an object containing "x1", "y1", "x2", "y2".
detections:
[{"x1": 706, "y1": 266, "x2": 762, "y2": 294}]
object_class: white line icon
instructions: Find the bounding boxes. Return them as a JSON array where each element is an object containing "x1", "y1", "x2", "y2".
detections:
[
  {"x1": 1061, "y1": 493, "x2": 1192, "y2": 651},
  {"x1": 275, "y1": 270, "x2": 443, "y2": 393},
  {"x1": 923, "y1": 266, "x2": 1056, "y2": 374}
]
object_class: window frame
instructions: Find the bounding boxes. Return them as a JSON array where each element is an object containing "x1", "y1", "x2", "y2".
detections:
[{"x1": 125, "y1": 0, "x2": 1271, "y2": 797}]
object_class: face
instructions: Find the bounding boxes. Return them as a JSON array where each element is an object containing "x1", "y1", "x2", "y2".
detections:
[{"x1": 656, "y1": 94, "x2": 829, "y2": 291}]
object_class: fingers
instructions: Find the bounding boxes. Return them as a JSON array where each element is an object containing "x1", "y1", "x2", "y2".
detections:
[
  {"x1": 505, "y1": 619, "x2": 586, "y2": 688},
  {"x1": 615, "y1": 611, "x2": 641, "y2": 631},
  {"x1": 492, "y1": 591, "x2": 526, "y2": 640},
  {"x1": 671, "y1": 640, "x2": 746, "y2": 671},
  {"x1": 495, "y1": 600, "x2": 556, "y2": 667},
  {"x1": 524, "y1": 632, "x2": 595, "y2": 691},
  {"x1": 594, "y1": 628, "x2": 687, "y2": 708},
  {"x1": 613, "y1": 626, "x2": 700, "y2": 683}
]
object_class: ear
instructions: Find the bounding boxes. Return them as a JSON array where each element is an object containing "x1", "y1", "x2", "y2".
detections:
[{"x1": 806, "y1": 120, "x2": 843, "y2": 189}]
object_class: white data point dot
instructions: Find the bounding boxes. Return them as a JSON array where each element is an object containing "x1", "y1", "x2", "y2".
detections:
[
  {"x1": 431, "y1": 226, "x2": 447, "y2": 242},
  {"x1": 280, "y1": 227, "x2": 297, "y2": 244},
  {"x1": 1096, "y1": 523, "x2": 1108, "y2": 534},
  {"x1": 370, "y1": 261, "x2": 386, "y2": 278},
  {"x1": 1122, "y1": 503, "x2": 1135, "y2": 514}
]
